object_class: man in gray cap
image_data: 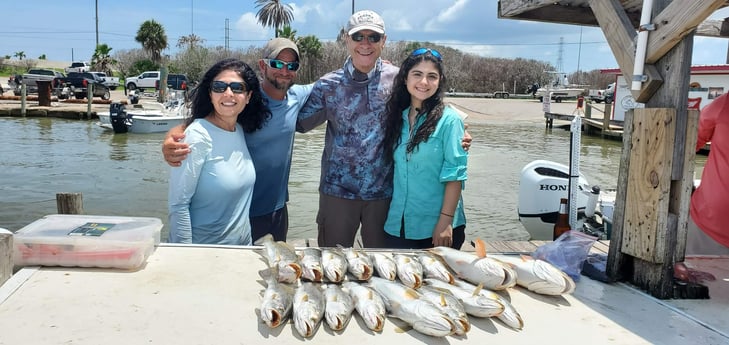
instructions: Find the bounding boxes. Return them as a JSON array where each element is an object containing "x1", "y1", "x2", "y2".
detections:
[
  {"x1": 296, "y1": 9, "x2": 399, "y2": 248},
  {"x1": 163, "y1": 37, "x2": 313, "y2": 242}
]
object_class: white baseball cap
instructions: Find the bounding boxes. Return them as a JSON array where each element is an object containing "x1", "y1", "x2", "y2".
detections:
[{"x1": 346, "y1": 10, "x2": 385, "y2": 35}]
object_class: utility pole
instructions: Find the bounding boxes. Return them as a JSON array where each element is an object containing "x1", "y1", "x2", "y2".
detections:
[
  {"x1": 95, "y1": 0, "x2": 99, "y2": 48},
  {"x1": 191, "y1": 0, "x2": 194, "y2": 34},
  {"x1": 225, "y1": 19, "x2": 230, "y2": 51},
  {"x1": 352, "y1": 0, "x2": 355, "y2": 14}
]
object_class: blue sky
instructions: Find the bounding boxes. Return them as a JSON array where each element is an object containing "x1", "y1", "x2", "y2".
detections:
[{"x1": 3, "y1": 0, "x2": 729, "y2": 72}]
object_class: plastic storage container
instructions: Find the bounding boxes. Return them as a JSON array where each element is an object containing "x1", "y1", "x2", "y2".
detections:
[{"x1": 13, "y1": 214, "x2": 162, "y2": 269}]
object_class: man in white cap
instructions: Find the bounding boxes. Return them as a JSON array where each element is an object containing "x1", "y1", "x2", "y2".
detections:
[
  {"x1": 296, "y1": 10, "x2": 398, "y2": 248},
  {"x1": 163, "y1": 37, "x2": 313, "y2": 242}
]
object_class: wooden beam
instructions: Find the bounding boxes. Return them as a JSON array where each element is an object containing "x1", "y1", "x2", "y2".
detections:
[
  {"x1": 498, "y1": 0, "x2": 558, "y2": 19},
  {"x1": 645, "y1": 1, "x2": 726, "y2": 63},
  {"x1": 673, "y1": 109, "x2": 700, "y2": 262},
  {"x1": 589, "y1": 0, "x2": 663, "y2": 103},
  {"x1": 0, "y1": 229, "x2": 12, "y2": 288},
  {"x1": 621, "y1": 108, "x2": 675, "y2": 264},
  {"x1": 696, "y1": 18, "x2": 729, "y2": 37}
]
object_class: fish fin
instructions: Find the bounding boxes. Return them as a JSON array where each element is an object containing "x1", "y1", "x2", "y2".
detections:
[
  {"x1": 440, "y1": 294, "x2": 448, "y2": 307},
  {"x1": 474, "y1": 238, "x2": 487, "y2": 258},
  {"x1": 253, "y1": 233, "x2": 273, "y2": 246},
  {"x1": 404, "y1": 289, "x2": 419, "y2": 300},
  {"x1": 472, "y1": 283, "x2": 484, "y2": 297},
  {"x1": 520, "y1": 254, "x2": 533, "y2": 262}
]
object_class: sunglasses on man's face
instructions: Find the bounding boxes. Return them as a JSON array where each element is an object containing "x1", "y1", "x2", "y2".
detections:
[
  {"x1": 210, "y1": 80, "x2": 247, "y2": 94},
  {"x1": 350, "y1": 32, "x2": 382, "y2": 43},
  {"x1": 264, "y1": 59, "x2": 300, "y2": 71}
]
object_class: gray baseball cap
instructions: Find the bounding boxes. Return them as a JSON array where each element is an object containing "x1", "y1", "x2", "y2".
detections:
[
  {"x1": 346, "y1": 10, "x2": 385, "y2": 35},
  {"x1": 261, "y1": 38, "x2": 300, "y2": 60}
]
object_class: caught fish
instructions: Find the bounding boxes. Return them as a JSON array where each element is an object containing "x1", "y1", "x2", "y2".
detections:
[
  {"x1": 258, "y1": 265, "x2": 295, "y2": 329},
  {"x1": 489, "y1": 254, "x2": 576, "y2": 295},
  {"x1": 299, "y1": 248, "x2": 324, "y2": 282},
  {"x1": 322, "y1": 284, "x2": 355, "y2": 332},
  {"x1": 424, "y1": 278, "x2": 505, "y2": 318},
  {"x1": 342, "y1": 281, "x2": 387, "y2": 332},
  {"x1": 255, "y1": 234, "x2": 302, "y2": 283},
  {"x1": 367, "y1": 277, "x2": 456, "y2": 337},
  {"x1": 418, "y1": 285, "x2": 470, "y2": 336},
  {"x1": 370, "y1": 252, "x2": 397, "y2": 281},
  {"x1": 292, "y1": 282, "x2": 325, "y2": 338},
  {"x1": 427, "y1": 239, "x2": 517, "y2": 290},
  {"x1": 394, "y1": 253, "x2": 424, "y2": 289},
  {"x1": 342, "y1": 246, "x2": 374, "y2": 281},
  {"x1": 321, "y1": 248, "x2": 348, "y2": 283},
  {"x1": 418, "y1": 252, "x2": 456, "y2": 284},
  {"x1": 452, "y1": 279, "x2": 524, "y2": 330}
]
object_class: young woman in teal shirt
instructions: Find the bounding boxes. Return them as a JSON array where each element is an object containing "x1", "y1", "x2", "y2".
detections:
[{"x1": 381, "y1": 48, "x2": 468, "y2": 249}]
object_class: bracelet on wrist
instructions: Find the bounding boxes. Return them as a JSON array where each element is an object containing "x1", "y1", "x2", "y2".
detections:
[{"x1": 440, "y1": 212, "x2": 454, "y2": 218}]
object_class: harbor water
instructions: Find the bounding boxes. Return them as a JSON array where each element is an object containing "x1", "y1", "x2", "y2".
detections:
[{"x1": 0, "y1": 114, "x2": 707, "y2": 242}]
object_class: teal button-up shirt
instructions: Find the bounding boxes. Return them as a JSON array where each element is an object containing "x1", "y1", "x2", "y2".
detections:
[{"x1": 384, "y1": 105, "x2": 468, "y2": 240}]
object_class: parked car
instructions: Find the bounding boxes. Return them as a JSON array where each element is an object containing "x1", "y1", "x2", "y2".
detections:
[
  {"x1": 52, "y1": 72, "x2": 111, "y2": 100},
  {"x1": 89, "y1": 72, "x2": 119, "y2": 90},
  {"x1": 12, "y1": 69, "x2": 65, "y2": 95},
  {"x1": 164, "y1": 74, "x2": 189, "y2": 90},
  {"x1": 64, "y1": 61, "x2": 91, "y2": 74},
  {"x1": 125, "y1": 71, "x2": 160, "y2": 91},
  {"x1": 588, "y1": 82, "x2": 615, "y2": 104}
]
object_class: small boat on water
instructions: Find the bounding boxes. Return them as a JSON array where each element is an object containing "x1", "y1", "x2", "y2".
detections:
[
  {"x1": 534, "y1": 73, "x2": 586, "y2": 103},
  {"x1": 97, "y1": 98, "x2": 188, "y2": 134},
  {"x1": 518, "y1": 159, "x2": 615, "y2": 241}
]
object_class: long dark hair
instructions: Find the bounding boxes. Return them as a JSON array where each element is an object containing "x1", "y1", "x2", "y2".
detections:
[
  {"x1": 186, "y1": 58, "x2": 270, "y2": 132},
  {"x1": 382, "y1": 50, "x2": 447, "y2": 162}
]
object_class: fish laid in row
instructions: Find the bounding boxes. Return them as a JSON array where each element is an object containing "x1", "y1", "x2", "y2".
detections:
[
  {"x1": 255, "y1": 234, "x2": 302, "y2": 283},
  {"x1": 489, "y1": 254, "x2": 576, "y2": 295},
  {"x1": 343, "y1": 281, "x2": 387, "y2": 332},
  {"x1": 258, "y1": 265, "x2": 295, "y2": 329},
  {"x1": 367, "y1": 277, "x2": 456, "y2": 337},
  {"x1": 293, "y1": 282, "x2": 326, "y2": 338},
  {"x1": 427, "y1": 239, "x2": 517, "y2": 290}
]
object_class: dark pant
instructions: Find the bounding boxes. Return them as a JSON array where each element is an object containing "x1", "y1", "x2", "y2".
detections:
[
  {"x1": 384, "y1": 225, "x2": 466, "y2": 250},
  {"x1": 250, "y1": 204, "x2": 289, "y2": 242},
  {"x1": 316, "y1": 193, "x2": 391, "y2": 248}
]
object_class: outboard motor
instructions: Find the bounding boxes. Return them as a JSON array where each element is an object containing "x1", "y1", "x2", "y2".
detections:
[
  {"x1": 109, "y1": 102, "x2": 130, "y2": 134},
  {"x1": 517, "y1": 160, "x2": 594, "y2": 240}
]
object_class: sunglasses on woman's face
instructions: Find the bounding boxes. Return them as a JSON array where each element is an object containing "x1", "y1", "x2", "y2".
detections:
[
  {"x1": 210, "y1": 81, "x2": 247, "y2": 94},
  {"x1": 264, "y1": 59, "x2": 300, "y2": 71},
  {"x1": 350, "y1": 32, "x2": 382, "y2": 43}
]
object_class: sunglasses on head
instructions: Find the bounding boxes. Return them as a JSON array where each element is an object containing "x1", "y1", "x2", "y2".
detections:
[
  {"x1": 210, "y1": 80, "x2": 247, "y2": 94},
  {"x1": 351, "y1": 32, "x2": 382, "y2": 43},
  {"x1": 411, "y1": 48, "x2": 442, "y2": 62},
  {"x1": 264, "y1": 59, "x2": 300, "y2": 71}
]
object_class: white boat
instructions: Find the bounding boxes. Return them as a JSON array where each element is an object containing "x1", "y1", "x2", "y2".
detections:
[
  {"x1": 518, "y1": 159, "x2": 615, "y2": 240},
  {"x1": 534, "y1": 73, "x2": 586, "y2": 103},
  {"x1": 97, "y1": 98, "x2": 188, "y2": 134}
]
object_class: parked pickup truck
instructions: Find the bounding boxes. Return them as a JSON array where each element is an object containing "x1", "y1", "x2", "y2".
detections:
[
  {"x1": 11, "y1": 69, "x2": 65, "y2": 95},
  {"x1": 89, "y1": 71, "x2": 119, "y2": 90},
  {"x1": 587, "y1": 82, "x2": 615, "y2": 104},
  {"x1": 64, "y1": 61, "x2": 91, "y2": 74},
  {"x1": 52, "y1": 72, "x2": 111, "y2": 100},
  {"x1": 125, "y1": 71, "x2": 160, "y2": 91}
]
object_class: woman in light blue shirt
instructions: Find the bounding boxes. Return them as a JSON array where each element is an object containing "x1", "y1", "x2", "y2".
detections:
[
  {"x1": 381, "y1": 48, "x2": 468, "y2": 249},
  {"x1": 168, "y1": 58, "x2": 270, "y2": 245}
]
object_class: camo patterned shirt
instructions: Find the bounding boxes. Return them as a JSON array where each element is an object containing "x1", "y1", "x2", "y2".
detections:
[{"x1": 297, "y1": 57, "x2": 399, "y2": 200}]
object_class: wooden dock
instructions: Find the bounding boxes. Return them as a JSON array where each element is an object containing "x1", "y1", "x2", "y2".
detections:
[{"x1": 544, "y1": 102, "x2": 624, "y2": 139}]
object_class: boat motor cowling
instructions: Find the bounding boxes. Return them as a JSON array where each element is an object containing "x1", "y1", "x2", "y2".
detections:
[
  {"x1": 518, "y1": 160, "x2": 593, "y2": 240},
  {"x1": 109, "y1": 102, "x2": 130, "y2": 134}
]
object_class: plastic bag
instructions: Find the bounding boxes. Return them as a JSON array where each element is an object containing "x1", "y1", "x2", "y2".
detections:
[{"x1": 532, "y1": 230, "x2": 598, "y2": 282}]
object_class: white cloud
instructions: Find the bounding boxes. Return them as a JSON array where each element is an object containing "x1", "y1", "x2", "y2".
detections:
[{"x1": 234, "y1": 12, "x2": 270, "y2": 40}]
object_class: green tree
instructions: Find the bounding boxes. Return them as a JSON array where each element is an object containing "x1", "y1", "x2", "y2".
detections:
[
  {"x1": 298, "y1": 35, "x2": 322, "y2": 83},
  {"x1": 176, "y1": 34, "x2": 205, "y2": 49},
  {"x1": 38, "y1": 54, "x2": 46, "y2": 60},
  {"x1": 92, "y1": 44, "x2": 117, "y2": 76},
  {"x1": 135, "y1": 20, "x2": 168, "y2": 64},
  {"x1": 14, "y1": 51, "x2": 26, "y2": 60},
  {"x1": 276, "y1": 25, "x2": 297, "y2": 41},
  {"x1": 255, "y1": 0, "x2": 293, "y2": 38}
]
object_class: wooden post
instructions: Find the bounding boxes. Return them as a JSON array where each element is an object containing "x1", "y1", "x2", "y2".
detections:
[
  {"x1": 20, "y1": 83, "x2": 26, "y2": 117},
  {"x1": 0, "y1": 228, "x2": 12, "y2": 287},
  {"x1": 56, "y1": 193, "x2": 84, "y2": 214},
  {"x1": 602, "y1": 103, "x2": 611, "y2": 134},
  {"x1": 585, "y1": 102, "x2": 592, "y2": 119},
  {"x1": 87, "y1": 84, "x2": 93, "y2": 118}
]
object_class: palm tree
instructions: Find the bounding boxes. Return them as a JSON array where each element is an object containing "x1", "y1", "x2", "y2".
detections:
[
  {"x1": 135, "y1": 20, "x2": 168, "y2": 64},
  {"x1": 255, "y1": 0, "x2": 294, "y2": 38},
  {"x1": 176, "y1": 34, "x2": 205, "y2": 49},
  {"x1": 14, "y1": 51, "x2": 26, "y2": 60},
  {"x1": 92, "y1": 44, "x2": 117, "y2": 76},
  {"x1": 276, "y1": 25, "x2": 297, "y2": 41}
]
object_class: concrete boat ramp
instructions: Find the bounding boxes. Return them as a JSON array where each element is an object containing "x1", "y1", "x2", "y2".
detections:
[{"x1": 0, "y1": 244, "x2": 727, "y2": 345}]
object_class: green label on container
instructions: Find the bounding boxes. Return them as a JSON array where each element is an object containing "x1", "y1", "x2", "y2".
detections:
[{"x1": 68, "y1": 222, "x2": 115, "y2": 236}]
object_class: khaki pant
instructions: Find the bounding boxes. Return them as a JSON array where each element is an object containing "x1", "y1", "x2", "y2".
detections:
[
  {"x1": 686, "y1": 214, "x2": 729, "y2": 255},
  {"x1": 316, "y1": 193, "x2": 390, "y2": 248}
]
